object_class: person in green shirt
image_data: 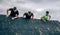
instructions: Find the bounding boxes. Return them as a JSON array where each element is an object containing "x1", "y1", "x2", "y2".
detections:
[{"x1": 41, "y1": 11, "x2": 51, "y2": 22}]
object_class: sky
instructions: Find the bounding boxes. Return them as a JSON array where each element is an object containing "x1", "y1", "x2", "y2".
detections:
[{"x1": 0, "y1": 0, "x2": 60, "y2": 21}]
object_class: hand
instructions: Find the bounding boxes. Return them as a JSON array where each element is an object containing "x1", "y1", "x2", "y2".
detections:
[
  {"x1": 43, "y1": 20, "x2": 46, "y2": 22},
  {"x1": 48, "y1": 20, "x2": 50, "y2": 22},
  {"x1": 6, "y1": 15, "x2": 9, "y2": 17},
  {"x1": 12, "y1": 17, "x2": 18, "y2": 20},
  {"x1": 12, "y1": 18, "x2": 15, "y2": 20},
  {"x1": 20, "y1": 17, "x2": 24, "y2": 18},
  {"x1": 32, "y1": 18, "x2": 34, "y2": 20}
]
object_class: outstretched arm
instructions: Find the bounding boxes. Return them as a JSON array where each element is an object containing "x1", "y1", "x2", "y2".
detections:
[
  {"x1": 32, "y1": 15, "x2": 34, "y2": 19},
  {"x1": 23, "y1": 13, "x2": 26, "y2": 18},
  {"x1": 41, "y1": 16, "x2": 46, "y2": 22},
  {"x1": 6, "y1": 9, "x2": 9, "y2": 17},
  {"x1": 49, "y1": 15, "x2": 51, "y2": 20},
  {"x1": 31, "y1": 13, "x2": 34, "y2": 19},
  {"x1": 12, "y1": 14, "x2": 19, "y2": 20},
  {"x1": 23, "y1": 14, "x2": 25, "y2": 17},
  {"x1": 15, "y1": 14, "x2": 19, "y2": 18}
]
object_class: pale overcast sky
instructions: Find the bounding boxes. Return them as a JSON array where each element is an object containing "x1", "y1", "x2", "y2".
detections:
[{"x1": 0, "y1": 0, "x2": 60, "y2": 21}]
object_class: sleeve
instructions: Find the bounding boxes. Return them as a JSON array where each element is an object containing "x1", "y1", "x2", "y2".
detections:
[
  {"x1": 24, "y1": 13, "x2": 27, "y2": 15},
  {"x1": 9, "y1": 8, "x2": 12, "y2": 11}
]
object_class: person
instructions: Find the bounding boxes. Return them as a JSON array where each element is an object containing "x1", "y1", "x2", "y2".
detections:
[
  {"x1": 6, "y1": 7, "x2": 19, "y2": 20},
  {"x1": 41, "y1": 11, "x2": 51, "y2": 22},
  {"x1": 23, "y1": 11, "x2": 34, "y2": 19}
]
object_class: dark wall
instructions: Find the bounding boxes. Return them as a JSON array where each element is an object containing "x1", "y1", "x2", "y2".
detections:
[{"x1": 0, "y1": 15, "x2": 60, "y2": 35}]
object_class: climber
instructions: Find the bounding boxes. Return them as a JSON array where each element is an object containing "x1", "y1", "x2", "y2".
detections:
[
  {"x1": 23, "y1": 11, "x2": 34, "y2": 19},
  {"x1": 41, "y1": 11, "x2": 51, "y2": 22},
  {"x1": 6, "y1": 7, "x2": 19, "y2": 20}
]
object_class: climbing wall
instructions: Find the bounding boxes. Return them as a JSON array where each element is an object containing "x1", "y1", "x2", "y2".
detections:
[{"x1": 0, "y1": 15, "x2": 60, "y2": 35}]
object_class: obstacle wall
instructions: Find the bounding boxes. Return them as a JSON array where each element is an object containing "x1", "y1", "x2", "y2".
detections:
[{"x1": 0, "y1": 15, "x2": 60, "y2": 35}]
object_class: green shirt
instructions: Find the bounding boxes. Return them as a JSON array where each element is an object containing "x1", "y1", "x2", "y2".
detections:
[{"x1": 43, "y1": 15, "x2": 49, "y2": 20}]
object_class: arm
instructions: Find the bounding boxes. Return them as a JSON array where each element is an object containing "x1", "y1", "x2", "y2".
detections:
[
  {"x1": 6, "y1": 8, "x2": 12, "y2": 17},
  {"x1": 15, "y1": 14, "x2": 18, "y2": 18},
  {"x1": 23, "y1": 13, "x2": 26, "y2": 17},
  {"x1": 41, "y1": 16, "x2": 46, "y2": 22},
  {"x1": 49, "y1": 15, "x2": 51, "y2": 20},
  {"x1": 6, "y1": 9, "x2": 9, "y2": 17},
  {"x1": 32, "y1": 15, "x2": 34, "y2": 19},
  {"x1": 41, "y1": 16, "x2": 44, "y2": 20},
  {"x1": 14, "y1": 11, "x2": 19, "y2": 18},
  {"x1": 14, "y1": 14, "x2": 18, "y2": 18},
  {"x1": 12, "y1": 14, "x2": 18, "y2": 20},
  {"x1": 31, "y1": 13, "x2": 34, "y2": 19},
  {"x1": 16, "y1": 11, "x2": 19, "y2": 18},
  {"x1": 12, "y1": 11, "x2": 19, "y2": 20},
  {"x1": 23, "y1": 14, "x2": 25, "y2": 17}
]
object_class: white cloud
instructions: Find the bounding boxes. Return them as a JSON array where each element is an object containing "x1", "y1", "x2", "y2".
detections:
[{"x1": 0, "y1": 0, "x2": 60, "y2": 21}]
